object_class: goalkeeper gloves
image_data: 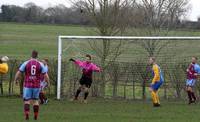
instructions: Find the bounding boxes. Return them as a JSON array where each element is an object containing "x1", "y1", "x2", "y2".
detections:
[{"x1": 69, "y1": 58, "x2": 75, "y2": 62}]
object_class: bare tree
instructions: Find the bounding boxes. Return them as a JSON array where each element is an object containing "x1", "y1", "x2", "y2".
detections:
[
  {"x1": 131, "y1": 0, "x2": 190, "y2": 57},
  {"x1": 69, "y1": 0, "x2": 135, "y2": 96}
]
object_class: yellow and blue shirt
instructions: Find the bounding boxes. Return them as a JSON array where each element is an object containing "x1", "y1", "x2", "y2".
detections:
[{"x1": 152, "y1": 64, "x2": 164, "y2": 84}]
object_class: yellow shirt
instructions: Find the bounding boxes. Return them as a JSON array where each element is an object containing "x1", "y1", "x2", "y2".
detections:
[
  {"x1": 152, "y1": 64, "x2": 160, "y2": 84},
  {"x1": 0, "y1": 63, "x2": 9, "y2": 74}
]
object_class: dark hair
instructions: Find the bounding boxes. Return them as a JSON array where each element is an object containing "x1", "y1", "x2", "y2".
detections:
[
  {"x1": 32, "y1": 50, "x2": 38, "y2": 58},
  {"x1": 86, "y1": 54, "x2": 91, "y2": 60}
]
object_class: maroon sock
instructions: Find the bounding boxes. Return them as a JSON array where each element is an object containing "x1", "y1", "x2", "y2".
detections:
[
  {"x1": 191, "y1": 92, "x2": 196, "y2": 101},
  {"x1": 39, "y1": 93, "x2": 44, "y2": 104},
  {"x1": 24, "y1": 104, "x2": 30, "y2": 119},
  {"x1": 33, "y1": 105, "x2": 39, "y2": 120},
  {"x1": 43, "y1": 93, "x2": 47, "y2": 101},
  {"x1": 187, "y1": 91, "x2": 192, "y2": 102}
]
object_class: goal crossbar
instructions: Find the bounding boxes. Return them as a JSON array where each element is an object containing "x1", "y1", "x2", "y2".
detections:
[{"x1": 57, "y1": 36, "x2": 200, "y2": 99}]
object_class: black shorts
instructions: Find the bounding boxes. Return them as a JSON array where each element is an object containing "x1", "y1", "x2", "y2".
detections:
[{"x1": 79, "y1": 76, "x2": 92, "y2": 88}]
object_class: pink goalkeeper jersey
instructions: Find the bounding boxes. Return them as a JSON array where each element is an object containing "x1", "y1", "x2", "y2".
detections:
[
  {"x1": 19, "y1": 59, "x2": 47, "y2": 88},
  {"x1": 74, "y1": 60, "x2": 101, "y2": 78}
]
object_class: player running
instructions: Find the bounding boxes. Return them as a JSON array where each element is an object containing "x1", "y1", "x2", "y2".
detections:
[
  {"x1": 39, "y1": 59, "x2": 50, "y2": 105},
  {"x1": 186, "y1": 57, "x2": 200, "y2": 104},
  {"x1": 0, "y1": 56, "x2": 9, "y2": 74},
  {"x1": 148, "y1": 57, "x2": 164, "y2": 107},
  {"x1": 14, "y1": 50, "x2": 49, "y2": 120},
  {"x1": 70, "y1": 54, "x2": 101, "y2": 103}
]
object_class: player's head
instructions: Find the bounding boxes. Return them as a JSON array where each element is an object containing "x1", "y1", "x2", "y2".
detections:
[
  {"x1": 1, "y1": 56, "x2": 9, "y2": 62},
  {"x1": 32, "y1": 50, "x2": 38, "y2": 59},
  {"x1": 149, "y1": 57, "x2": 156, "y2": 65},
  {"x1": 85, "y1": 54, "x2": 91, "y2": 63},
  {"x1": 192, "y1": 56, "x2": 198, "y2": 64},
  {"x1": 42, "y1": 58, "x2": 48, "y2": 65}
]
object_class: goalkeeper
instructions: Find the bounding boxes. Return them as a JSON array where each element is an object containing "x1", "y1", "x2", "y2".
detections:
[
  {"x1": 148, "y1": 57, "x2": 164, "y2": 107},
  {"x1": 0, "y1": 56, "x2": 9, "y2": 74},
  {"x1": 69, "y1": 54, "x2": 101, "y2": 103}
]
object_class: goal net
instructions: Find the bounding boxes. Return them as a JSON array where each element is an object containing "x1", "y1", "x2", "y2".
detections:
[{"x1": 57, "y1": 36, "x2": 200, "y2": 100}]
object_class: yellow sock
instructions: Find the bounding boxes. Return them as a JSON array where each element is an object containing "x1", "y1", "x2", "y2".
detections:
[
  {"x1": 155, "y1": 91, "x2": 160, "y2": 104},
  {"x1": 151, "y1": 91, "x2": 157, "y2": 104}
]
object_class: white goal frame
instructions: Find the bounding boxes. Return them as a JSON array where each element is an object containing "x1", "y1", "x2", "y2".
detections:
[{"x1": 57, "y1": 36, "x2": 200, "y2": 99}]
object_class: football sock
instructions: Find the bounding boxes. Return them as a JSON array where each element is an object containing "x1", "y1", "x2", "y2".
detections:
[
  {"x1": 151, "y1": 91, "x2": 158, "y2": 104},
  {"x1": 84, "y1": 92, "x2": 89, "y2": 100},
  {"x1": 39, "y1": 93, "x2": 44, "y2": 104},
  {"x1": 75, "y1": 89, "x2": 81, "y2": 99},
  {"x1": 24, "y1": 104, "x2": 30, "y2": 120},
  {"x1": 191, "y1": 92, "x2": 196, "y2": 101},
  {"x1": 187, "y1": 91, "x2": 192, "y2": 102},
  {"x1": 155, "y1": 91, "x2": 160, "y2": 104},
  {"x1": 33, "y1": 105, "x2": 39, "y2": 120}
]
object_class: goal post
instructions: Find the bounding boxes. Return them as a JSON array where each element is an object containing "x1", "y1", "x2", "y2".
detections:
[{"x1": 57, "y1": 36, "x2": 200, "y2": 100}]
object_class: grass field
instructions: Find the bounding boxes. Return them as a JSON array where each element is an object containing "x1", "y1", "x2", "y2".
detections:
[
  {"x1": 0, "y1": 97, "x2": 200, "y2": 122},
  {"x1": 1, "y1": 22, "x2": 200, "y2": 122},
  {"x1": 1, "y1": 22, "x2": 200, "y2": 60}
]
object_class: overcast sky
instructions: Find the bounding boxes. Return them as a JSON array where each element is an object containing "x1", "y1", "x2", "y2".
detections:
[{"x1": 0, "y1": 0, "x2": 200, "y2": 21}]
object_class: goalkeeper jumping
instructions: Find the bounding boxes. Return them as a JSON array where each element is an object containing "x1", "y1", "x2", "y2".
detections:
[{"x1": 69, "y1": 54, "x2": 101, "y2": 103}]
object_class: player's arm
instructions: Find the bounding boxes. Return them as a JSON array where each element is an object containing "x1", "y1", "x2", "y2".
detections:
[
  {"x1": 44, "y1": 73, "x2": 50, "y2": 87},
  {"x1": 14, "y1": 62, "x2": 27, "y2": 85},
  {"x1": 41, "y1": 63, "x2": 50, "y2": 87},
  {"x1": 152, "y1": 65, "x2": 160, "y2": 84},
  {"x1": 92, "y1": 64, "x2": 101, "y2": 72},
  {"x1": 14, "y1": 71, "x2": 22, "y2": 85},
  {"x1": 194, "y1": 64, "x2": 200, "y2": 76},
  {"x1": 70, "y1": 58, "x2": 84, "y2": 67}
]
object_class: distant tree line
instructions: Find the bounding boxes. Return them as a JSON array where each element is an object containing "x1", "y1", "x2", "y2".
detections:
[
  {"x1": 0, "y1": 1, "x2": 196, "y2": 29},
  {"x1": 0, "y1": 2, "x2": 91, "y2": 25}
]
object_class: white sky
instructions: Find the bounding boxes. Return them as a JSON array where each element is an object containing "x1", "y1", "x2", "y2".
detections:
[{"x1": 0, "y1": 0, "x2": 200, "y2": 21}]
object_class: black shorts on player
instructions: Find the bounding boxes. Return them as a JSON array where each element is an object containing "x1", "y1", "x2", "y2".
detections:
[{"x1": 79, "y1": 76, "x2": 92, "y2": 88}]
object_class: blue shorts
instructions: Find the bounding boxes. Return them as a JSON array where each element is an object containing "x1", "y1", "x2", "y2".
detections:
[
  {"x1": 23, "y1": 87, "x2": 40, "y2": 101},
  {"x1": 151, "y1": 81, "x2": 163, "y2": 91},
  {"x1": 186, "y1": 79, "x2": 196, "y2": 87}
]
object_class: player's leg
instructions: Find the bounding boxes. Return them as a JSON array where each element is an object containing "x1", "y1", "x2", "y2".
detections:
[
  {"x1": 155, "y1": 90, "x2": 160, "y2": 104},
  {"x1": 82, "y1": 78, "x2": 92, "y2": 103},
  {"x1": 83, "y1": 86, "x2": 90, "y2": 104},
  {"x1": 190, "y1": 80, "x2": 196, "y2": 102},
  {"x1": 39, "y1": 82, "x2": 48, "y2": 104},
  {"x1": 42, "y1": 82, "x2": 49, "y2": 104},
  {"x1": 39, "y1": 91, "x2": 44, "y2": 104},
  {"x1": 23, "y1": 88, "x2": 32, "y2": 120},
  {"x1": 186, "y1": 79, "x2": 196, "y2": 104},
  {"x1": 150, "y1": 81, "x2": 162, "y2": 107},
  {"x1": 149, "y1": 88, "x2": 158, "y2": 105},
  {"x1": 43, "y1": 91, "x2": 49, "y2": 104},
  {"x1": 74, "y1": 85, "x2": 82, "y2": 100},
  {"x1": 32, "y1": 88, "x2": 40, "y2": 120},
  {"x1": 74, "y1": 78, "x2": 85, "y2": 100}
]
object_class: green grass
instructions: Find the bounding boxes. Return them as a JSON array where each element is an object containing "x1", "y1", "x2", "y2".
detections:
[
  {"x1": 0, "y1": 22, "x2": 95, "y2": 59},
  {"x1": 1, "y1": 22, "x2": 200, "y2": 60},
  {"x1": 0, "y1": 97, "x2": 200, "y2": 122}
]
